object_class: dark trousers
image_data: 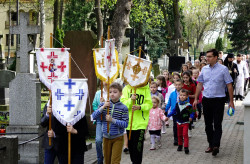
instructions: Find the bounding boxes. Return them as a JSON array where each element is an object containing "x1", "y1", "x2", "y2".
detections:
[
  {"x1": 44, "y1": 148, "x2": 57, "y2": 164},
  {"x1": 126, "y1": 129, "x2": 145, "y2": 164},
  {"x1": 173, "y1": 116, "x2": 178, "y2": 143},
  {"x1": 58, "y1": 153, "x2": 84, "y2": 164},
  {"x1": 202, "y1": 97, "x2": 225, "y2": 148}
]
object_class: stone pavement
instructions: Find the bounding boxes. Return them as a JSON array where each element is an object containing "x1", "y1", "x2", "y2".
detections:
[{"x1": 85, "y1": 101, "x2": 244, "y2": 164}]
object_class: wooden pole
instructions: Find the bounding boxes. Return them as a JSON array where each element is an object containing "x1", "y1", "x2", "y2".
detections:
[
  {"x1": 129, "y1": 46, "x2": 141, "y2": 140},
  {"x1": 129, "y1": 88, "x2": 136, "y2": 140},
  {"x1": 68, "y1": 53, "x2": 71, "y2": 164},
  {"x1": 48, "y1": 33, "x2": 53, "y2": 146},
  {"x1": 100, "y1": 36, "x2": 104, "y2": 121},
  {"x1": 107, "y1": 27, "x2": 111, "y2": 133}
]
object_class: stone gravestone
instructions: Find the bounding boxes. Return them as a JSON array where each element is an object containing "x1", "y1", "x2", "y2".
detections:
[
  {"x1": 6, "y1": 12, "x2": 42, "y2": 163},
  {"x1": 63, "y1": 31, "x2": 97, "y2": 136},
  {"x1": 0, "y1": 70, "x2": 15, "y2": 105},
  {"x1": 125, "y1": 28, "x2": 138, "y2": 55},
  {"x1": 10, "y1": 12, "x2": 39, "y2": 73},
  {"x1": 138, "y1": 36, "x2": 149, "y2": 59},
  {"x1": 0, "y1": 34, "x2": 5, "y2": 70},
  {"x1": 164, "y1": 40, "x2": 185, "y2": 72}
]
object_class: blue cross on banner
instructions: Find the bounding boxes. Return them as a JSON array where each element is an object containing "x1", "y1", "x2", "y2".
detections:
[
  {"x1": 75, "y1": 89, "x2": 84, "y2": 100},
  {"x1": 52, "y1": 79, "x2": 88, "y2": 126},
  {"x1": 64, "y1": 79, "x2": 76, "y2": 89},
  {"x1": 64, "y1": 100, "x2": 75, "y2": 111},
  {"x1": 74, "y1": 111, "x2": 81, "y2": 118},
  {"x1": 55, "y1": 89, "x2": 64, "y2": 100}
]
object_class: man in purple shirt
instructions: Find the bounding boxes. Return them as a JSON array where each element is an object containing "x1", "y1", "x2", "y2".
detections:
[{"x1": 193, "y1": 49, "x2": 235, "y2": 156}]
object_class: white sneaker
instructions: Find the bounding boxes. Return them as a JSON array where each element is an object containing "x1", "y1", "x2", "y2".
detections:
[
  {"x1": 150, "y1": 144, "x2": 156, "y2": 150},
  {"x1": 188, "y1": 130, "x2": 192, "y2": 138}
]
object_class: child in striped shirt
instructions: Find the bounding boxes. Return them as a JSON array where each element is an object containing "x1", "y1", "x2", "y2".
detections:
[{"x1": 92, "y1": 82, "x2": 129, "y2": 164}]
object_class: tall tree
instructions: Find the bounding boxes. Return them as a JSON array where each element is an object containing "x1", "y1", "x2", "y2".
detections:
[
  {"x1": 95, "y1": 0, "x2": 103, "y2": 41},
  {"x1": 59, "y1": 0, "x2": 64, "y2": 29},
  {"x1": 53, "y1": 0, "x2": 59, "y2": 36},
  {"x1": 111, "y1": 0, "x2": 133, "y2": 62},
  {"x1": 227, "y1": 0, "x2": 250, "y2": 52},
  {"x1": 173, "y1": 0, "x2": 182, "y2": 39},
  {"x1": 39, "y1": 0, "x2": 45, "y2": 48}
]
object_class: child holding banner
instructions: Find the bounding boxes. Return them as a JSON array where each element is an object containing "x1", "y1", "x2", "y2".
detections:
[
  {"x1": 92, "y1": 82, "x2": 129, "y2": 164},
  {"x1": 121, "y1": 83, "x2": 153, "y2": 164}
]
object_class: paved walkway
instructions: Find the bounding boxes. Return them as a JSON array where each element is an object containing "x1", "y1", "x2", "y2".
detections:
[{"x1": 85, "y1": 101, "x2": 244, "y2": 164}]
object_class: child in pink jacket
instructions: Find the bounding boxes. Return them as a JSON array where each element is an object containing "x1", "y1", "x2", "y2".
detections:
[{"x1": 148, "y1": 96, "x2": 168, "y2": 150}]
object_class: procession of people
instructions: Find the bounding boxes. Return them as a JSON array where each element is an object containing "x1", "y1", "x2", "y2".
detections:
[{"x1": 40, "y1": 49, "x2": 249, "y2": 164}]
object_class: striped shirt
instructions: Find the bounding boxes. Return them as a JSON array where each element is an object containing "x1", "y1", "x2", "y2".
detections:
[{"x1": 92, "y1": 100, "x2": 129, "y2": 139}]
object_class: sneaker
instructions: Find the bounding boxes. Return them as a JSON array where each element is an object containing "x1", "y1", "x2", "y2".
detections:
[
  {"x1": 184, "y1": 147, "x2": 189, "y2": 154},
  {"x1": 150, "y1": 145, "x2": 156, "y2": 150},
  {"x1": 188, "y1": 130, "x2": 192, "y2": 138},
  {"x1": 162, "y1": 131, "x2": 166, "y2": 134},
  {"x1": 177, "y1": 145, "x2": 183, "y2": 151},
  {"x1": 123, "y1": 148, "x2": 129, "y2": 154}
]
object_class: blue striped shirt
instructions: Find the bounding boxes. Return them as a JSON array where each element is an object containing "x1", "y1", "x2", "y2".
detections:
[
  {"x1": 91, "y1": 100, "x2": 129, "y2": 139},
  {"x1": 197, "y1": 62, "x2": 233, "y2": 98}
]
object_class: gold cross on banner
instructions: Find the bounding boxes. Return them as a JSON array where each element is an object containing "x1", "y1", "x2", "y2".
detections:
[
  {"x1": 131, "y1": 74, "x2": 139, "y2": 80},
  {"x1": 112, "y1": 59, "x2": 116, "y2": 67},
  {"x1": 126, "y1": 61, "x2": 132, "y2": 70},
  {"x1": 96, "y1": 60, "x2": 104, "y2": 68},
  {"x1": 142, "y1": 67, "x2": 148, "y2": 75}
]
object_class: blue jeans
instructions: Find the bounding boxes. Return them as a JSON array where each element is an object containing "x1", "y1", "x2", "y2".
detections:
[
  {"x1": 96, "y1": 120, "x2": 103, "y2": 164},
  {"x1": 44, "y1": 148, "x2": 56, "y2": 164}
]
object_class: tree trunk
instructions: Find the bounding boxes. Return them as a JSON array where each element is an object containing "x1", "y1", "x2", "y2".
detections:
[
  {"x1": 173, "y1": 0, "x2": 182, "y2": 39},
  {"x1": 39, "y1": 0, "x2": 45, "y2": 48},
  {"x1": 95, "y1": 0, "x2": 103, "y2": 42},
  {"x1": 111, "y1": 0, "x2": 133, "y2": 63},
  {"x1": 59, "y1": 0, "x2": 64, "y2": 29},
  {"x1": 158, "y1": 0, "x2": 173, "y2": 38},
  {"x1": 53, "y1": 0, "x2": 59, "y2": 36}
]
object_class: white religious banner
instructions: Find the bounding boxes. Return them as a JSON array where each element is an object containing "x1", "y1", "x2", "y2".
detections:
[
  {"x1": 51, "y1": 79, "x2": 88, "y2": 126},
  {"x1": 36, "y1": 48, "x2": 69, "y2": 89},
  {"x1": 122, "y1": 54, "x2": 152, "y2": 88},
  {"x1": 93, "y1": 44, "x2": 119, "y2": 83}
]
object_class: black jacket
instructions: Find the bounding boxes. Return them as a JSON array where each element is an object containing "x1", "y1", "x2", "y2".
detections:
[
  {"x1": 40, "y1": 104, "x2": 56, "y2": 149},
  {"x1": 53, "y1": 111, "x2": 89, "y2": 155}
]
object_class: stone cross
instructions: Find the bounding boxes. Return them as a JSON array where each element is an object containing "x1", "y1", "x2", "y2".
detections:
[
  {"x1": 10, "y1": 12, "x2": 40, "y2": 73},
  {"x1": 125, "y1": 28, "x2": 138, "y2": 55},
  {"x1": 138, "y1": 36, "x2": 149, "y2": 59}
]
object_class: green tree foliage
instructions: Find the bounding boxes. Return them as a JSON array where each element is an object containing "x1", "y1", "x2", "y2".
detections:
[
  {"x1": 227, "y1": 0, "x2": 250, "y2": 52},
  {"x1": 54, "y1": 27, "x2": 65, "y2": 48},
  {"x1": 129, "y1": 0, "x2": 186, "y2": 63},
  {"x1": 63, "y1": 0, "x2": 94, "y2": 32},
  {"x1": 215, "y1": 37, "x2": 223, "y2": 51}
]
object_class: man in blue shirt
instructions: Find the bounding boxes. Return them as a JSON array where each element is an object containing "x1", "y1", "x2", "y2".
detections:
[{"x1": 193, "y1": 49, "x2": 235, "y2": 156}]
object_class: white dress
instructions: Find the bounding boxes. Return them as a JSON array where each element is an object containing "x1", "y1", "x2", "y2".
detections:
[{"x1": 234, "y1": 61, "x2": 248, "y2": 96}]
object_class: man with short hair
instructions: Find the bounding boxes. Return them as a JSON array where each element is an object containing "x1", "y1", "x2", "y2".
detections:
[{"x1": 193, "y1": 49, "x2": 235, "y2": 156}]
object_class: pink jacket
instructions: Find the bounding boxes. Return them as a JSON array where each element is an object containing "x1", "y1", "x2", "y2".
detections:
[{"x1": 148, "y1": 108, "x2": 166, "y2": 131}]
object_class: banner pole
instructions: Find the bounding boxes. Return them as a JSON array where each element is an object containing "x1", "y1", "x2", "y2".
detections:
[
  {"x1": 107, "y1": 27, "x2": 111, "y2": 133},
  {"x1": 129, "y1": 46, "x2": 141, "y2": 140},
  {"x1": 100, "y1": 36, "x2": 104, "y2": 121},
  {"x1": 68, "y1": 53, "x2": 72, "y2": 164},
  {"x1": 48, "y1": 33, "x2": 53, "y2": 146}
]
